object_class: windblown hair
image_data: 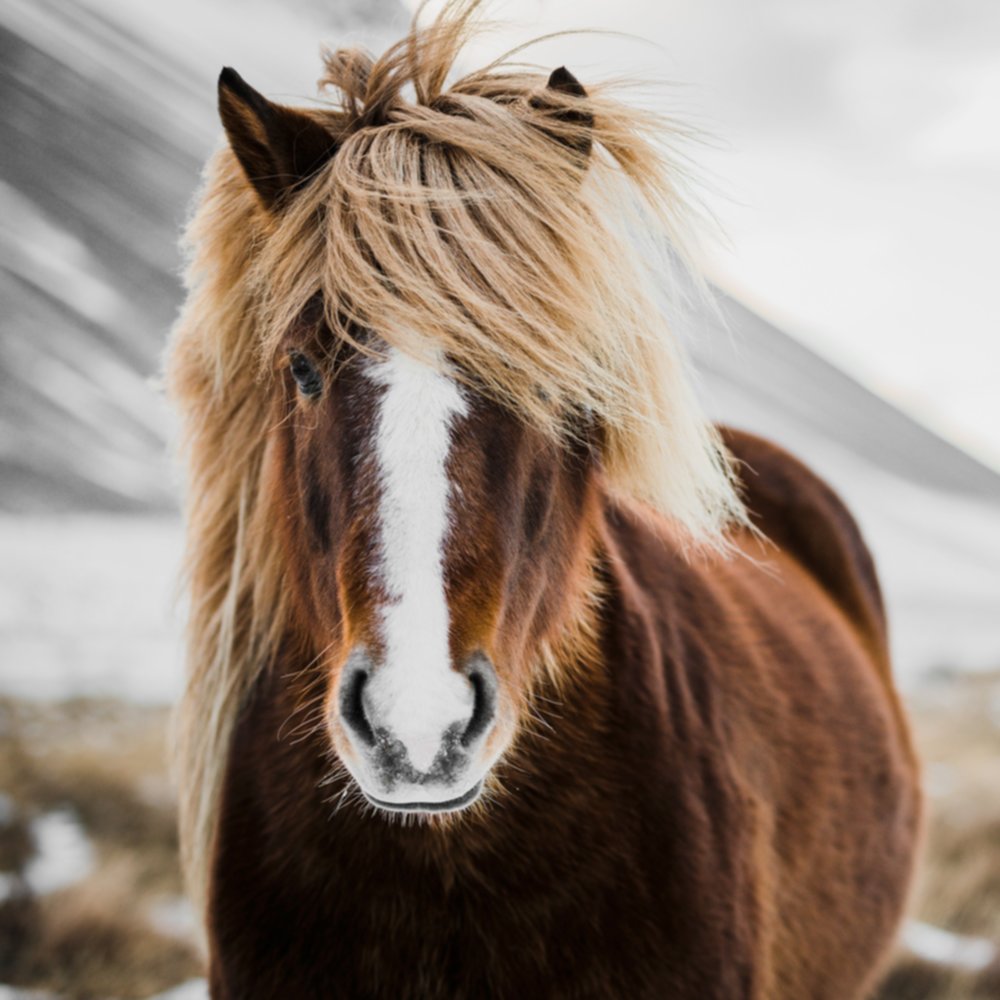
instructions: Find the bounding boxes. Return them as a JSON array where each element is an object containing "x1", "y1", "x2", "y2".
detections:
[{"x1": 167, "y1": 0, "x2": 746, "y2": 911}]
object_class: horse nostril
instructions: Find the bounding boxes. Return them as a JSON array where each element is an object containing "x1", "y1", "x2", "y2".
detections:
[
  {"x1": 461, "y1": 657, "x2": 498, "y2": 748},
  {"x1": 340, "y1": 667, "x2": 376, "y2": 747}
]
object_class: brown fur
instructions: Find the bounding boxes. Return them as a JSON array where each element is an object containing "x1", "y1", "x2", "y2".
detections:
[
  {"x1": 166, "y1": 4, "x2": 921, "y2": 995},
  {"x1": 206, "y1": 420, "x2": 920, "y2": 998}
]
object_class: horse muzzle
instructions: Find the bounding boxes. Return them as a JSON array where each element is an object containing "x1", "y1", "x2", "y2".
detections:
[{"x1": 333, "y1": 647, "x2": 500, "y2": 813}]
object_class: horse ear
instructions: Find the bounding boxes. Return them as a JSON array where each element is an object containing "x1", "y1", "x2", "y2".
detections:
[
  {"x1": 218, "y1": 67, "x2": 339, "y2": 209},
  {"x1": 530, "y1": 66, "x2": 593, "y2": 166}
]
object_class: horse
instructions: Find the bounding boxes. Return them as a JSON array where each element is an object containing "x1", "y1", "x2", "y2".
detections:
[{"x1": 166, "y1": 4, "x2": 921, "y2": 997}]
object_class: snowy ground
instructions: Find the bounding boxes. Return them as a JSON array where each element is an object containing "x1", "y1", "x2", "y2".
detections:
[
  {"x1": 2, "y1": 678, "x2": 999, "y2": 997},
  {"x1": 0, "y1": 500, "x2": 996, "y2": 708},
  {"x1": 0, "y1": 517, "x2": 184, "y2": 704}
]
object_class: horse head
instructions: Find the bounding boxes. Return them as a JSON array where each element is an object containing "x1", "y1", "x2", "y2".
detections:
[{"x1": 217, "y1": 64, "x2": 602, "y2": 813}]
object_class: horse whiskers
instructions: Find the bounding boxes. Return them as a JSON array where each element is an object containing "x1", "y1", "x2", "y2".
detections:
[
  {"x1": 525, "y1": 702, "x2": 560, "y2": 733},
  {"x1": 276, "y1": 689, "x2": 325, "y2": 740},
  {"x1": 326, "y1": 783, "x2": 362, "y2": 819},
  {"x1": 526, "y1": 689, "x2": 564, "y2": 708}
]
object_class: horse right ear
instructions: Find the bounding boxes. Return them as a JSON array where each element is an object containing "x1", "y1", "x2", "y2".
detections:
[
  {"x1": 218, "y1": 67, "x2": 339, "y2": 210},
  {"x1": 529, "y1": 66, "x2": 594, "y2": 168}
]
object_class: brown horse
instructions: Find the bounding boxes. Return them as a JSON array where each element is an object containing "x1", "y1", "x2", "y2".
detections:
[{"x1": 166, "y1": 4, "x2": 921, "y2": 997}]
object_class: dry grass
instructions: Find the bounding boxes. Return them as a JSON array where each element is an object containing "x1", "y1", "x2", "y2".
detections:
[
  {"x1": 0, "y1": 675, "x2": 998, "y2": 998},
  {"x1": 0, "y1": 699, "x2": 201, "y2": 998},
  {"x1": 875, "y1": 671, "x2": 1000, "y2": 999}
]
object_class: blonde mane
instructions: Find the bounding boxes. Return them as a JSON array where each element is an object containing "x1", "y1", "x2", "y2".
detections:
[{"x1": 166, "y1": 0, "x2": 746, "y2": 913}]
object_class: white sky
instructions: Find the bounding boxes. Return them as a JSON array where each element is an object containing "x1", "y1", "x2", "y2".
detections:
[{"x1": 408, "y1": 0, "x2": 1000, "y2": 469}]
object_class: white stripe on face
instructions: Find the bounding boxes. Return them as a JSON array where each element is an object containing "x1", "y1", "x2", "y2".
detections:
[{"x1": 364, "y1": 346, "x2": 471, "y2": 772}]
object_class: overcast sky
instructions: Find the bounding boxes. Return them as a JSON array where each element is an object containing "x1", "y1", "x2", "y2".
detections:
[{"x1": 406, "y1": 0, "x2": 1000, "y2": 469}]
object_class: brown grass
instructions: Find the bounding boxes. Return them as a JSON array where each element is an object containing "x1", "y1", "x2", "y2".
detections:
[
  {"x1": 875, "y1": 672, "x2": 1000, "y2": 1000},
  {"x1": 0, "y1": 698, "x2": 201, "y2": 998},
  {"x1": 1, "y1": 675, "x2": 998, "y2": 997}
]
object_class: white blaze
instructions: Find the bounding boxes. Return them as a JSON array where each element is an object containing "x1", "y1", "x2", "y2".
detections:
[{"x1": 366, "y1": 346, "x2": 471, "y2": 772}]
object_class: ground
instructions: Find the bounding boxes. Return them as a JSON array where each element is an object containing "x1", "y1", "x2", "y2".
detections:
[
  {"x1": 0, "y1": 675, "x2": 998, "y2": 998},
  {"x1": 0, "y1": 700, "x2": 200, "y2": 998},
  {"x1": 874, "y1": 673, "x2": 1000, "y2": 1000}
]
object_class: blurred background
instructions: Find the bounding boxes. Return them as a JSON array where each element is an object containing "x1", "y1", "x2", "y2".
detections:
[{"x1": 1, "y1": 0, "x2": 998, "y2": 996}]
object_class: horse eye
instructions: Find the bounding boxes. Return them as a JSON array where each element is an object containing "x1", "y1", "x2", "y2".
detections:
[{"x1": 288, "y1": 351, "x2": 323, "y2": 398}]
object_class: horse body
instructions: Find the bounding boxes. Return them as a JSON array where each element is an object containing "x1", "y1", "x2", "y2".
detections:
[{"x1": 207, "y1": 429, "x2": 919, "y2": 999}]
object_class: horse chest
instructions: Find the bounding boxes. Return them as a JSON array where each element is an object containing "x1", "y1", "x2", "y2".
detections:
[
  {"x1": 210, "y1": 785, "x2": 760, "y2": 1000},
  {"x1": 209, "y1": 661, "x2": 767, "y2": 998},
  {"x1": 211, "y1": 860, "x2": 752, "y2": 1000}
]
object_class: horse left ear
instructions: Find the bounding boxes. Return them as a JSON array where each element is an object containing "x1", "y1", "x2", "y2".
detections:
[
  {"x1": 530, "y1": 66, "x2": 594, "y2": 166},
  {"x1": 218, "y1": 67, "x2": 340, "y2": 210}
]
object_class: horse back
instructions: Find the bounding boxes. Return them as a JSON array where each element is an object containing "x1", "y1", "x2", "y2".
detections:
[{"x1": 720, "y1": 426, "x2": 890, "y2": 672}]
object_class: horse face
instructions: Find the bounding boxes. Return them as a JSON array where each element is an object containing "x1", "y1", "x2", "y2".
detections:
[{"x1": 274, "y1": 324, "x2": 598, "y2": 815}]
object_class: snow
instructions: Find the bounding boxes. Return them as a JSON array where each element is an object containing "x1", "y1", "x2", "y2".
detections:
[
  {"x1": 0, "y1": 493, "x2": 996, "y2": 706},
  {"x1": 0, "y1": 516, "x2": 185, "y2": 704},
  {"x1": 23, "y1": 809, "x2": 96, "y2": 896},
  {"x1": 902, "y1": 919, "x2": 998, "y2": 973},
  {"x1": 147, "y1": 981, "x2": 209, "y2": 1000},
  {"x1": 148, "y1": 895, "x2": 200, "y2": 941},
  {"x1": 0, "y1": 983, "x2": 208, "y2": 1000},
  {"x1": 0, "y1": 874, "x2": 19, "y2": 904},
  {"x1": 0, "y1": 0, "x2": 994, "y2": 698}
]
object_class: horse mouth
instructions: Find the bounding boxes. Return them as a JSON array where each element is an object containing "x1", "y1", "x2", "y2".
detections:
[{"x1": 364, "y1": 780, "x2": 483, "y2": 814}]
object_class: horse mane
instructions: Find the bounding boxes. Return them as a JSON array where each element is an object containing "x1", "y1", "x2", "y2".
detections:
[{"x1": 166, "y1": 0, "x2": 747, "y2": 912}]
